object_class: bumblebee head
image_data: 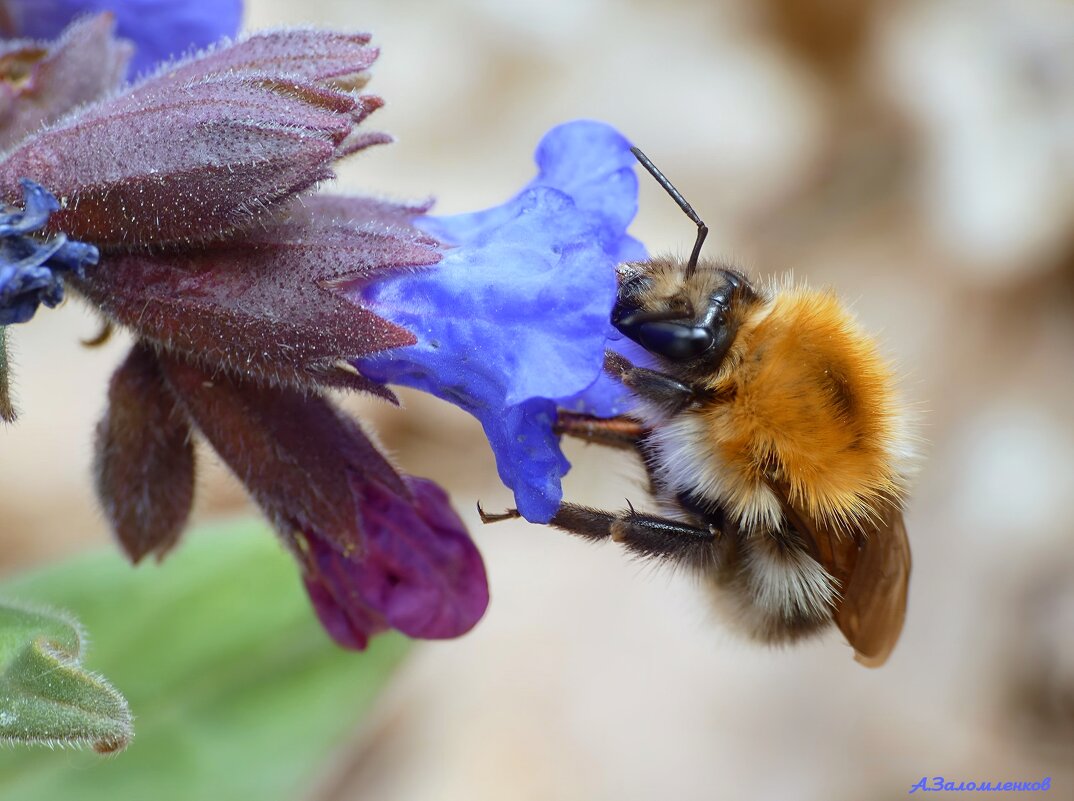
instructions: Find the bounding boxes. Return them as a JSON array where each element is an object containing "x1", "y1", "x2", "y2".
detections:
[{"x1": 612, "y1": 259, "x2": 762, "y2": 374}]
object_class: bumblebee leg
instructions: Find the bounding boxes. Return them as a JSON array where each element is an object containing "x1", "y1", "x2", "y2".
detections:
[
  {"x1": 475, "y1": 504, "x2": 521, "y2": 524},
  {"x1": 604, "y1": 352, "x2": 695, "y2": 416},
  {"x1": 479, "y1": 501, "x2": 718, "y2": 570},
  {"x1": 554, "y1": 411, "x2": 646, "y2": 450},
  {"x1": 553, "y1": 503, "x2": 718, "y2": 568}
]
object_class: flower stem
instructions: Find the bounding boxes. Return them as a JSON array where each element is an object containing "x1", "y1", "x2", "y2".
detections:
[{"x1": 0, "y1": 327, "x2": 14, "y2": 422}]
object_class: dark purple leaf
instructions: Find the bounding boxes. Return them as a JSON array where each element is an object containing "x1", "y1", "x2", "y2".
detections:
[
  {"x1": 1, "y1": 1, "x2": 242, "y2": 79},
  {"x1": 157, "y1": 355, "x2": 488, "y2": 649},
  {"x1": 74, "y1": 196, "x2": 439, "y2": 392},
  {"x1": 0, "y1": 27, "x2": 392, "y2": 248},
  {"x1": 149, "y1": 29, "x2": 379, "y2": 88},
  {"x1": 94, "y1": 343, "x2": 195, "y2": 563},
  {"x1": 158, "y1": 354, "x2": 403, "y2": 553},
  {"x1": 0, "y1": 75, "x2": 373, "y2": 247},
  {"x1": 0, "y1": 327, "x2": 13, "y2": 422}
]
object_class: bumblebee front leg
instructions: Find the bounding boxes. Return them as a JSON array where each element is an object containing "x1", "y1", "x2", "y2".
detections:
[
  {"x1": 603, "y1": 352, "x2": 696, "y2": 416},
  {"x1": 479, "y1": 502, "x2": 718, "y2": 569},
  {"x1": 555, "y1": 411, "x2": 646, "y2": 450}
]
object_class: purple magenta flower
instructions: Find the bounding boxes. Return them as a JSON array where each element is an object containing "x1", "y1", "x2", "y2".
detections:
[
  {"x1": 357, "y1": 121, "x2": 645, "y2": 522},
  {"x1": 0, "y1": 179, "x2": 98, "y2": 325},
  {"x1": 0, "y1": 0, "x2": 243, "y2": 77},
  {"x1": 300, "y1": 476, "x2": 489, "y2": 649}
]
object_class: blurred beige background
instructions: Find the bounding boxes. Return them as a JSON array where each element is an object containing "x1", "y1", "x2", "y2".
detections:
[{"x1": 3, "y1": 0, "x2": 1073, "y2": 799}]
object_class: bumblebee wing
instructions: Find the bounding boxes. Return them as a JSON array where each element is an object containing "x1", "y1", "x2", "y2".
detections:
[
  {"x1": 775, "y1": 490, "x2": 910, "y2": 667},
  {"x1": 833, "y1": 507, "x2": 911, "y2": 667}
]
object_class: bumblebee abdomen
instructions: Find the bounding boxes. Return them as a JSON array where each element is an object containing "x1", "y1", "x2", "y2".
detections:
[{"x1": 706, "y1": 531, "x2": 838, "y2": 645}]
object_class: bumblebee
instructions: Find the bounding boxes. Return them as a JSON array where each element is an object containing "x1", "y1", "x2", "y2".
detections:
[{"x1": 483, "y1": 148, "x2": 913, "y2": 666}]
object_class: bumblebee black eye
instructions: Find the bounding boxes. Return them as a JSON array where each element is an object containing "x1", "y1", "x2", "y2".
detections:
[
  {"x1": 614, "y1": 289, "x2": 730, "y2": 364},
  {"x1": 616, "y1": 317, "x2": 715, "y2": 361},
  {"x1": 612, "y1": 268, "x2": 752, "y2": 365}
]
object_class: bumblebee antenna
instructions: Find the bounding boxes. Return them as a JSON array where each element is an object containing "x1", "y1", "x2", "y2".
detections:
[{"x1": 630, "y1": 145, "x2": 708, "y2": 279}]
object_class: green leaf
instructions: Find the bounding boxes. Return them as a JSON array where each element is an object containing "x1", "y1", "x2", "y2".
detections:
[
  {"x1": 0, "y1": 519, "x2": 411, "y2": 801},
  {"x1": 0, "y1": 601, "x2": 132, "y2": 753},
  {"x1": 0, "y1": 326, "x2": 14, "y2": 422}
]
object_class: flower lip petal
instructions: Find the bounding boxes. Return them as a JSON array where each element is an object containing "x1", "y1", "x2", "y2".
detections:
[
  {"x1": 531, "y1": 119, "x2": 642, "y2": 235},
  {"x1": 357, "y1": 120, "x2": 644, "y2": 522},
  {"x1": 418, "y1": 119, "x2": 640, "y2": 251},
  {"x1": 362, "y1": 186, "x2": 617, "y2": 397}
]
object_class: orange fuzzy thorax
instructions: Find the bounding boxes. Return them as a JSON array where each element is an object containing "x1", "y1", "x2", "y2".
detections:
[{"x1": 701, "y1": 286, "x2": 904, "y2": 532}]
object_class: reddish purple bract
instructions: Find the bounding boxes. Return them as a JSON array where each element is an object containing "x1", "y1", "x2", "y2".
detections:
[
  {"x1": 0, "y1": 15, "x2": 131, "y2": 151},
  {"x1": 0, "y1": 17, "x2": 488, "y2": 649}
]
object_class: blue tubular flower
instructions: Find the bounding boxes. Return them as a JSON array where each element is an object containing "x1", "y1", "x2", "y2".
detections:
[
  {"x1": 1, "y1": 0, "x2": 243, "y2": 77},
  {"x1": 0, "y1": 179, "x2": 98, "y2": 325},
  {"x1": 357, "y1": 121, "x2": 646, "y2": 522}
]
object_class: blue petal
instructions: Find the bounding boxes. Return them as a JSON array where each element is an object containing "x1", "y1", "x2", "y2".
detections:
[
  {"x1": 357, "y1": 121, "x2": 643, "y2": 522},
  {"x1": 3, "y1": 0, "x2": 243, "y2": 77},
  {"x1": 1, "y1": 180, "x2": 99, "y2": 326},
  {"x1": 421, "y1": 119, "x2": 645, "y2": 261}
]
